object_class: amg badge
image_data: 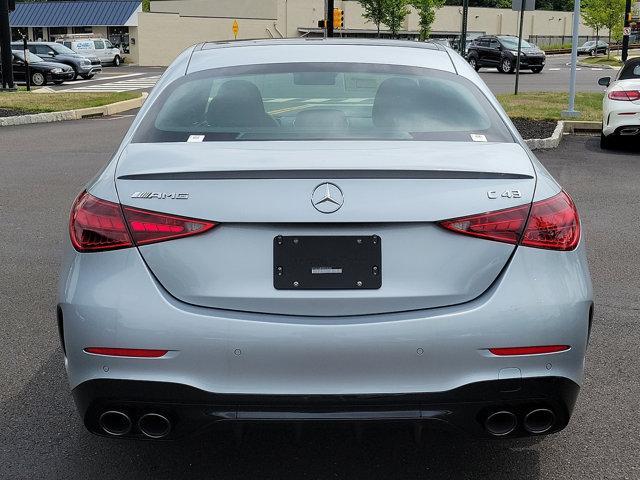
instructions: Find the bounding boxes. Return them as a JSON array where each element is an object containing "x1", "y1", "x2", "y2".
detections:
[{"x1": 131, "y1": 192, "x2": 189, "y2": 199}]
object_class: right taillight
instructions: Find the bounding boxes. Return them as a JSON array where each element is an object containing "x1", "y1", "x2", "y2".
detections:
[
  {"x1": 608, "y1": 90, "x2": 640, "y2": 101},
  {"x1": 69, "y1": 191, "x2": 216, "y2": 252},
  {"x1": 439, "y1": 191, "x2": 580, "y2": 251},
  {"x1": 520, "y1": 191, "x2": 580, "y2": 251}
]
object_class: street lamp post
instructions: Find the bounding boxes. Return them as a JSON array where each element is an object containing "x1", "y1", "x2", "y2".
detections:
[
  {"x1": 622, "y1": 0, "x2": 632, "y2": 62},
  {"x1": 0, "y1": 0, "x2": 16, "y2": 90},
  {"x1": 562, "y1": 0, "x2": 581, "y2": 117}
]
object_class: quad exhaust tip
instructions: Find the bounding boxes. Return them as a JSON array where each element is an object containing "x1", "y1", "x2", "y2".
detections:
[
  {"x1": 620, "y1": 127, "x2": 640, "y2": 136},
  {"x1": 138, "y1": 413, "x2": 172, "y2": 439},
  {"x1": 98, "y1": 410, "x2": 132, "y2": 436},
  {"x1": 484, "y1": 410, "x2": 517, "y2": 436},
  {"x1": 523, "y1": 408, "x2": 555, "y2": 434}
]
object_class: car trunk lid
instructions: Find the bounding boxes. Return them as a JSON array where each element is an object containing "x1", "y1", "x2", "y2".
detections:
[{"x1": 115, "y1": 141, "x2": 536, "y2": 316}]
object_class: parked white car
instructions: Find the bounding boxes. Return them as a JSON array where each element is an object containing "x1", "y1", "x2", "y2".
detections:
[
  {"x1": 57, "y1": 38, "x2": 122, "y2": 66},
  {"x1": 599, "y1": 58, "x2": 640, "y2": 149}
]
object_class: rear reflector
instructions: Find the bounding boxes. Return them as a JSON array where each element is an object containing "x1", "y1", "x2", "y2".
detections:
[
  {"x1": 489, "y1": 345, "x2": 570, "y2": 356},
  {"x1": 608, "y1": 90, "x2": 640, "y2": 101},
  {"x1": 84, "y1": 347, "x2": 169, "y2": 358},
  {"x1": 69, "y1": 191, "x2": 217, "y2": 252},
  {"x1": 439, "y1": 191, "x2": 580, "y2": 251}
]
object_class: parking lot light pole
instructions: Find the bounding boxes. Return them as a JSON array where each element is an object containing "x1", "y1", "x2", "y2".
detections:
[
  {"x1": 562, "y1": 0, "x2": 581, "y2": 117},
  {"x1": 327, "y1": 0, "x2": 334, "y2": 38},
  {"x1": 0, "y1": 0, "x2": 16, "y2": 91},
  {"x1": 514, "y1": 0, "x2": 526, "y2": 95},
  {"x1": 621, "y1": 0, "x2": 632, "y2": 62},
  {"x1": 460, "y1": 0, "x2": 469, "y2": 56}
]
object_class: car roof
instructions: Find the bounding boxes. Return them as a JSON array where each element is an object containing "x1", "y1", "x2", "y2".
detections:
[{"x1": 188, "y1": 38, "x2": 458, "y2": 76}]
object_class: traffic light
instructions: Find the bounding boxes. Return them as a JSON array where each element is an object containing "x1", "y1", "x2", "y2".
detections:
[{"x1": 333, "y1": 8, "x2": 344, "y2": 30}]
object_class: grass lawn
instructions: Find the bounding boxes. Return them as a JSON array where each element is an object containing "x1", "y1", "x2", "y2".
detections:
[
  {"x1": 497, "y1": 92, "x2": 603, "y2": 122},
  {"x1": 0, "y1": 91, "x2": 140, "y2": 114},
  {"x1": 579, "y1": 56, "x2": 624, "y2": 67}
]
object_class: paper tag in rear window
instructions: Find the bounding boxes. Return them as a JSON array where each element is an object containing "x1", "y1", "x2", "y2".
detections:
[
  {"x1": 187, "y1": 135, "x2": 205, "y2": 143},
  {"x1": 470, "y1": 134, "x2": 487, "y2": 142}
]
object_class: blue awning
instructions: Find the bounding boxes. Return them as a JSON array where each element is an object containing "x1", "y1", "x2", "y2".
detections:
[{"x1": 9, "y1": 1, "x2": 141, "y2": 27}]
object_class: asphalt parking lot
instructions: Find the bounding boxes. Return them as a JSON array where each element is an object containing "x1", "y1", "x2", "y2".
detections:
[
  {"x1": 1, "y1": 115, "x2": 639, "y2": 479},
  {"x1": 34, "y1": 53, "x2": 621, "y2": 94}
]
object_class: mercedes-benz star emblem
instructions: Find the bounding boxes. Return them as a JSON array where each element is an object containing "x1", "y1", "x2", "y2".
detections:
[{"x1": 311, "y1": 182, "x2": 344, "y2": 214}]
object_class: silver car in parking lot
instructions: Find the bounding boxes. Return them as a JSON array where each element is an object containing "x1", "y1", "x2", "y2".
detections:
[{"x1": 59, "y1": 39, "x2": 592, "y2": 441}]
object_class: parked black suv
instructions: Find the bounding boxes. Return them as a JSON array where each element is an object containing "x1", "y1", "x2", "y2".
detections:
[
  {"x1": 466, "y1": 35, "x2": 546, "y2": 74},
  {"x1": 11, "y1": 41, "x2": 101, "y2": 80},
  {"x1": 1, "y1": 51, "x2": 74, "y2": 86}
]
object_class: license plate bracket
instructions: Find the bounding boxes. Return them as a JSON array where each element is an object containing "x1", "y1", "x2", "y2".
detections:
[{"x1": 273, "y1": 235, "x2": 382, "y2": 290}]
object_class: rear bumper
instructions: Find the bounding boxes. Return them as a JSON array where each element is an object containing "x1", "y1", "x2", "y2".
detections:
[
  {"x1": 58, "y1": 233, "x2": 592, "y2": 438},
  {"x1": 72, "y1": 377, "x2": 580, "y2": 440},
  {"x1": 603, "y1": 109, "x2": 640, "y2": 136}
]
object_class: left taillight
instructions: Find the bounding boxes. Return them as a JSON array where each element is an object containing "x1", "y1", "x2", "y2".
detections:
[
  {"x1": 69, "y1": 191, "x2": 216, "y2": 252},
  {"x1": 439, "y1": 191, "x2": 580, "y2": 251},
  {"x1": 608, "y1": 90, "x2": 640, "y2": 101}
]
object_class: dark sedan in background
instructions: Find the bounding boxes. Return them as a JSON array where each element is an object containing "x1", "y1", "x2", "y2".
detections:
[
  {"x1": 5, "y1": 51, "x2": 74, "y2": 86},
  {"x1": 12, "y1": 41, "x2": 102, "y2": 80}
]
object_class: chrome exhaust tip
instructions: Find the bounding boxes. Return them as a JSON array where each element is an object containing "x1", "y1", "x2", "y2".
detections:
[
  {"x1": 523, "y1": 408, "x2": 555, "y2": 434},
  {"x1": 98, "y1": 410, "x2": 132, "y2": 436},
  {"x1": 620, "y1": 128, "x2": 640, "y2": 136},
  {"x1": 138, "y1": 413, "x2": 171, "y2": 439},
  {"x1": 484, "y1": 410, "x2": 517, "y2": 436}
]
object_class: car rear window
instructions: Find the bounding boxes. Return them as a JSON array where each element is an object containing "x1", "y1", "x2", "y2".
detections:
[
  {"x1": 619, "y1": 62, "x2": 640, "y2": 80},
  {"x1": 133, "y1": 62, "x2": 514, "y2": 143}
]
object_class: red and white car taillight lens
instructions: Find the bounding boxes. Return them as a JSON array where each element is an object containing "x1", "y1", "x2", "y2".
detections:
[
  {"x1": 439, "y1": 191, "x2": 580, "y2": 251},
  {"x1": 608, "y1": 90, "x2": 640, "y2": 102},
  {"x1": 69, "y1": 191, "x2": 216, "y2": 252}
]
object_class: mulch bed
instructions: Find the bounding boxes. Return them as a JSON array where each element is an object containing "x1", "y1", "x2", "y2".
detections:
[
  {"x1": 0, "y1": 108, "x2": 29, "y2": 118},
  {"x1": 511, "y1": 118, "x2": 558, "y2": 140}
]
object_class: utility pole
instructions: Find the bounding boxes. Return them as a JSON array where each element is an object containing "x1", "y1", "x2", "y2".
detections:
[
  {"x1": 562, "y1": 0, "x2": 581, "y2": 117},
  {"x1": 622, "y1": 0, "x2": 632, "y2": 62},
  {"x1": 514, "y1": 0, "x2": 525, "y2": 95},
  {"x1": 327, "y1": 0, "x2": 334, "y2": 38},
  {"x1": 0, "y1": 0, "x2": 16, "y2": 90},
  {"x1": 460, "y1": 0, "x2": 469, "y2": 56}
]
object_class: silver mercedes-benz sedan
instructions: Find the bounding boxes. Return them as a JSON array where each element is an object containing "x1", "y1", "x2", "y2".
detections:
[{"x1": 59, "y1": 39, "x2": 592, "y2": 441}]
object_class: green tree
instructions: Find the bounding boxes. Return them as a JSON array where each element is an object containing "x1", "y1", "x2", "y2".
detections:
[
  {"x1": 142, "y1": 0, "x2": 150, "y2": 12},
  {"x1": 383, "y1": 0, "x2": 411, "y2": 38},
  {"x1": 412, "y1": 0, "x2": 446, "y2": 40},
  {"x1": 599, "y1": 0, "x2": 626, "y2": 57},
  {"x1": 582, "y1": 0, "x2": 606, "y2": 49},
  {"x1": 357, "y1": 0, "x2": 387, "y2": 37}
]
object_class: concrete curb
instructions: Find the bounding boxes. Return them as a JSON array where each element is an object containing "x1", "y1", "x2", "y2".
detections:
[
  {"x1": 576, "y1": 61, "x2": 620, "y2": 70},
  {"x1": 526, "y1": 120, "x2": 602, "y2": 150},
  {"x1": 0, "y1": 92, "x2": 147, "y2": 127}
]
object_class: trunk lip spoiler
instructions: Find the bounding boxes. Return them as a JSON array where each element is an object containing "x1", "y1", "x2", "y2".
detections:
[{"x1": 117, "y1": 170, "x2": 534, "y2": 181}]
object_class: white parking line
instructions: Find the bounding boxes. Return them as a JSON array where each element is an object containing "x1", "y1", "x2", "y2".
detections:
[
  {"x1": 264, "y1": 98, "x2": 297, "y2": 103},
  {"x1": 60, "y1": 75, "x2": 161, "y2": 92},
  {"x1": 69, "y1": 73, "x2": 144, "y2": 85}
]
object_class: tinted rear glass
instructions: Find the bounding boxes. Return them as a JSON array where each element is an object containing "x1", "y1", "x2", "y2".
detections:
[
  {"x1": 619, "y1": 61, "x2": 640, "y2": 80},
  {"x1": 133, "y1": 63, "x2": 513, "y2": 143}
]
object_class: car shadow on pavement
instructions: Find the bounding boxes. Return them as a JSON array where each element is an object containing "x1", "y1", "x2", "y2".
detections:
[{"x1": 2, "y1": 351, "x2": 542, "y2": 480}]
